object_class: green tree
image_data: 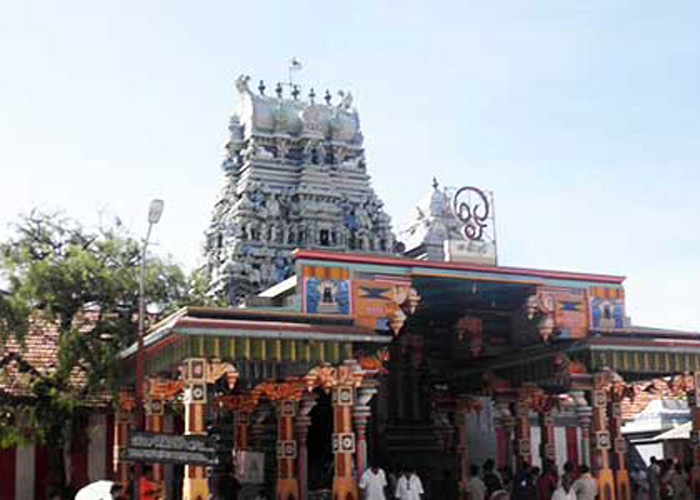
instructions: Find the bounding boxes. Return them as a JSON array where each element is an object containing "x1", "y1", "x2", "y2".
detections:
[{"x1": 0, "y1": 211, "x2": 212, "y2": 498}]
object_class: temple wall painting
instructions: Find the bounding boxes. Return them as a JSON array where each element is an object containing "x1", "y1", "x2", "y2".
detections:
[
  {"x1": 589, "y1": 286, "x2": 625, "y2": 329},
  {"x1": 301, "y1": 266, "x2": 351, "y2": 314},
  {"x1": 547, "y1": 287, "x2": 589, "y2": 340},
  {"x1": 301, "y1": 266, "x2": 417, "y2": 334}
]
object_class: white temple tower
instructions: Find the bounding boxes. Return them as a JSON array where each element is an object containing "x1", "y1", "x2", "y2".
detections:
[{"x1": 204, "y1": 75, "x2": 395, "y2": 303}]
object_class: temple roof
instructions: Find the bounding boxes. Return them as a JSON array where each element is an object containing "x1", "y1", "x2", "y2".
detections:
[
  {"x1": 119, "y1": 305, "x2": 389, "y2": 382},
  {"x1": 233, "y1": 75, "x2": 362, "y2": 144},
  {"x1": 294, "y1": 249, "x2": 626, "y2": 285}
]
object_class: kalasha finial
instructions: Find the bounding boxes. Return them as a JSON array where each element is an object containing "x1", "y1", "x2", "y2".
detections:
[
  {"x1": 291, "y1": 85, "x2": 300, "y2": 100},
  {"x1": 258, "y1": 80, "x2": 266, "y2": 96},
  {"x1": 275, "y1": 82, "x2": 283, "y2": 98},
  {"x1": 324, "y1": 89, "x2": 332, "y2": 105},
  {"x1": 432, "y1": 177, "x2": 439, "y2": 189},
  {"x1": 309, "y1": 88, "x2": 316, "y2": 103}
]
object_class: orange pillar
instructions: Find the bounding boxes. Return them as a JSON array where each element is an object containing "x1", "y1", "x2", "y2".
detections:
[
  {"x1": 183, "y1": 358, "x2": 209, "y2": 500},
  {"x1": 113, "y1": 408, "x2": 132, "y2": 491},
  {"x1": 297, "y1": 395, "x2": 317, "y2": 500},
  {"x1": 609, "y1": 387, "x2": 630, "y2": 500},
  {"x1": 686, "y1": 373, "x2": 700, "y2": 495},
  {"x1": 592, "y1": 373, "x2": 615, "y2": 500},
  {"x1": 332, "y1": 384, "x2": 359, "y2": 500},
  {"x1": 145, "y1": 395, "x2": 165, "y2": 496},
  {"x1": 276, "y1": 399, "x2": 299, "y2": 500},
  {"x1": 514, "y1": 390, "x2": 532, "y2": 466},
  {"x1": 495, "y1": 399, "x2": 516, "y2": 471},
  {"x1": 539, "y1": 406, "x2": 556, "y2": 467},
  {"x1": 455, "y1": 398, "x2": 471, "y2": 498},
  {"x1": 235, "y1": 410, "x2": 250, "y2": 451}
]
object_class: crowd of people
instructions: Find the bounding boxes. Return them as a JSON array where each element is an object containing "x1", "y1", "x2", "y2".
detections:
[
  {"x1": 629, "y1": 456, "x2": 694, "y2": 500},
  {"x1": 95, "y1": 456, "x2": 696, "y2": 500},
  {"x1": 462, "y1": 456, "x2": 696, "y2": 500},
  {"x1": 463, "y1": 459, "x2": 596, "y2": 500}
]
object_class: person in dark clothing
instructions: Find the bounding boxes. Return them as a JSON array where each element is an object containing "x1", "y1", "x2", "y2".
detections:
[
  {"x1": 524, "y1": 467, "x2": 539, "y2": 500},
  {"x1": 483, "y1": 459, "x2": 504, "y2": 498},
  {"x1": 500, "y1": 467, "x2": 513, "y2": 494},
  {"x1": 537, "y1": 461, "x2": 558, "y2": 500},
  {"x1": 512, "y1": 458, "x2": 531, "y2": 500},
  {"x1": 562, "y1": 461, "x2": 576, "y2": 485}
]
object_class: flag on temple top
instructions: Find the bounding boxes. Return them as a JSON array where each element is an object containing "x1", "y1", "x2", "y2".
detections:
[{"x1": 289, "y1": 58, "x2": 302, "y2": 71}]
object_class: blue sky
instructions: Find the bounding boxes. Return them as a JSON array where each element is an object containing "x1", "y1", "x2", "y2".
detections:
[{"x1": 0, "y1": 1, "x2": 698, "y2": 330}]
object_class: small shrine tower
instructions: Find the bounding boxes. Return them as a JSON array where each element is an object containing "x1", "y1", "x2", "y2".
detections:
[
  {"x1": 397, "y1": 178, "x2": 497, "y2": 265},
  {"x1": 204, "y1": 75, "x2": 395, "y2": 303}
]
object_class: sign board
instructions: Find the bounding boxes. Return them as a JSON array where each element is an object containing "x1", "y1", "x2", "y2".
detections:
[
  {"x1": 444, "y1": 239, "x2": 496, "y2": 266},
  {"x1": 121, "y1": 432, "x2": 219, "y2": 466},
  {"x1": 234, "y1": 451, "x2": 265, "y2": 484}
]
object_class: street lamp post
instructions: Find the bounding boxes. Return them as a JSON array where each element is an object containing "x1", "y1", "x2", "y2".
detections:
[{"x1": 134, "y1": 199, "x2": 164, "y2": 488}]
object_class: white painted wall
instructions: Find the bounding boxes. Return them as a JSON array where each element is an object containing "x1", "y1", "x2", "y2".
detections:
[
  {"x1": 465, "y1": 397, "x2": 498, "y2": 467},
  {"x1": 530, "y1": 426, "x2": 542, "y2": 469},
  {"x1": 88, "y1": 413, "x2": 108, "y2": 482},
  {"x1": 554, "y1": 426, "x2": 568, "y2": 473},
  {"x1": 15, "y1": 443, "x2": 35, "y2": 500}
]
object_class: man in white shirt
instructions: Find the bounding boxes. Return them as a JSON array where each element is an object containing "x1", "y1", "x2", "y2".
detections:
[
  {"x1": 395, "y1": 468, "x2": 424, "y2": 500},
  {"x1": 359, "y1": 464, "x2": 389, "y2": 500},
  {"x1": 466, "y1": 464, "x2": 486, "y2": 500},
  {"x1": 572, "y1": 465, "x2": 598, "y2": 500},
  {"x1": 552, "y1": 475, "x2": 577, "y2": 500}
]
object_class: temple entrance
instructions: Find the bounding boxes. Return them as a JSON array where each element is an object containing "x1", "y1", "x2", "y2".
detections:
[{"x1": 308, "y1": 389, "x2": 333, "y2": 497}]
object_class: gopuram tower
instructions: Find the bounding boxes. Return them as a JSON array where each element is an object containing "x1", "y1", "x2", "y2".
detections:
[{"x1": 205, "y1": 75, "x2": 395, "y2": 304}]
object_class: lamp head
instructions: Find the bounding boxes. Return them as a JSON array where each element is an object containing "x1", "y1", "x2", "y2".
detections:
[{"x1": 148, "y1": 199, "x2": 164, "y2": 224}]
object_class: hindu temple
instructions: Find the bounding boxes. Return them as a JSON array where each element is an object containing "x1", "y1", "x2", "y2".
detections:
[{"x1": 112, "y1": 75, "x2": 700, "y2": 500}]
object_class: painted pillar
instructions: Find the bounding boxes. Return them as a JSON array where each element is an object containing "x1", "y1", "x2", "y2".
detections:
[
  {"x1": 352, "y1": 385, "x2": 377, "y2": 477},
  {"x1": 113, "y1": 391, "x2": 134, "y2": 491},
  {"x1": 608, "y1": 387, "x2": 630, "y2": 500},
  {"x1": 276, "y1": 399, "x2": 299, "y2": 500},
  {"x1": 686, "y1": 372, "x2": 700, "y2": 495},
  {"x1": 514, "y1": 390, "x2": 533, "y2": 466},
  {"x1": 113, "y1": 409, "x2": 131, "y2": 491},
  {"x1": 235, "y1": 411, "x2": 250, "y2": 451},
  {"x1": 332, "y1": 384, "x2": 359, "y2": 500},
  {"x1": 571, "y1": 391, "x2": 592, "y2": 467},
  {"x1": 538, "y1": 406, "x2": 556, "y2": 468},
  {"x1": 455, "y1": 397, "x2": 471, "y2": 498},
  {"x1": 145, "y1": 395, "x2": 165, "y2": 496},
  {"x1": 592, "y1": 373, "x2": 615, "y2": 500},
  {"x1": 183, "y1": 358, "x2": 209, "y2": 500},
  {"x1": 495, "y1": 399, "x2": 515, "y2": 471},
  {"x1": 297, "y1": 395, "x2": 317, "y2": 500},
  {"x1": 252, "y1": 406, "x2": 271, "y2": 450}
]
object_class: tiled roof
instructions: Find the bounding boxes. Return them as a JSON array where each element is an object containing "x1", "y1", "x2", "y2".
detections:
[
  {"x1": 0, "y1": 313, "x2": 110, "y2": 406},
  {"x1": 0, "y1": 315, "x2": 61, "y2": 397},
  {"x1": 621, "y1": 379, "x2": 686, "y2": 422}
]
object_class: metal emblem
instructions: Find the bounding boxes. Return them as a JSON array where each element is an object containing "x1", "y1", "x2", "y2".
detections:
[{"x1": 452, "y1": 186, "x2": 490, "y2": 241}]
